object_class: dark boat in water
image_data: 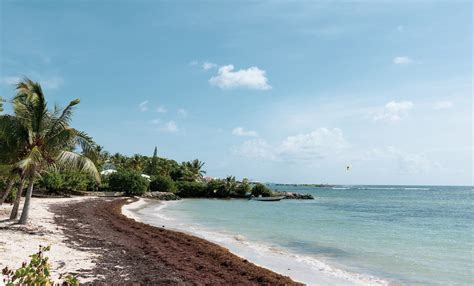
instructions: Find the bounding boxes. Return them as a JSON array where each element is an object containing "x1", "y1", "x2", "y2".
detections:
[{"x1": 250, "y1": 196, "x2": 285, "y2": 202}]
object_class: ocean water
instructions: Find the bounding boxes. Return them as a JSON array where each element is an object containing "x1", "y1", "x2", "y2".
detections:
[{"x1": 132, "y1": 185, "x2": 473, "y2": 285}]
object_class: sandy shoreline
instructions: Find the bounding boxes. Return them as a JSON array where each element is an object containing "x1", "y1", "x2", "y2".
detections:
[
  {"x1": 1, "y1": 197, "x2": 302, "y2": 285},
  {"x1": 0, "y1": 197, "x2": 97, "y2": 285}
]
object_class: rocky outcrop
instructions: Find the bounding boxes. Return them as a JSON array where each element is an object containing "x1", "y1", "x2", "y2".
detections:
[
  {"x1": 142, "y1": 192, "x2": 181, "y2": 201},
  {"x1": 275, "y1": 191, "x2": 314, "y2": 200}
]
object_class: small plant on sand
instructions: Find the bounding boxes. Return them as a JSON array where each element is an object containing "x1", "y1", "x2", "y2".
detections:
[{"x1": 1, "y1": 245, "x2": 79, "y2": 286}]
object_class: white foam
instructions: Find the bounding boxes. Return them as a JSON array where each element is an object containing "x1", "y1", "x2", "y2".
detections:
[{"x1": 124, "y1": 199, "x2": 392, "y2": 286}]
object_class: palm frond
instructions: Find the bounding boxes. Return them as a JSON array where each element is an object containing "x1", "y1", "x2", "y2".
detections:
[{"x1": 57, "y1": 151, "x2": 100, "y2": 182}]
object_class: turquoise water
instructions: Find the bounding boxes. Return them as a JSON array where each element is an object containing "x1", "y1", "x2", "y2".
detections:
[{"x1": 145, "y1": 185, "x2": 473, "y2": 285}]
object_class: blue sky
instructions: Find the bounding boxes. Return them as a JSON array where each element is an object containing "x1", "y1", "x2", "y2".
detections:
[{"x1": 1, "y1": 1, "x2": 472, "y2": 185}]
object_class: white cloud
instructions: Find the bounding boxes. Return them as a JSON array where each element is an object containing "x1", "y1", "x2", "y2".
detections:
[
  {"x1": 162, "y1": 121, "x2": 179, "y2": 133},
  {"x1": 361, "y1": 146, "x2": 441, "y2": 174},
  {"x1": 393, "y1": 56, "x2": 413, "y2": 65},
  {"x1": 372, "y1": 100, "x2": 413, "y2": 122},
  {"x1": 177, "y1": 108, "x2": 188, "y2": 118},
  {"x1": 232, "y1": 138, "x2": 277, "y2": 160},
  {"x1": 156, "y1": 105, "x2": 167, "y2": 113},
  {"x1": 232, "y1": 127, "x2": 259, "y2": 137},
  {"x1": 233, "y1": 128, "x2": 349, "y2": 162},
  {"x1": 434, "y1": 101, "x2": 453, "y2": 110},
  {"x1": 277, "y1": 128, "x2": 348, "y2": 161},
  {"x1": 209, "y1": 65, "x2": 271, "y2": 90},
  {"x1": 202, "y1": 62, "x2": 217, "y2": 70},
  {"x1": 151, "y1": 119, "x2": 179, "y2": 133},
  {"x1": 138, "y1": 100, "x2": 149, "y2": 112}
]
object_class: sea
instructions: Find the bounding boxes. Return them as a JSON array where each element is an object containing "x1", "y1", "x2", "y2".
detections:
[{"x1": 128, "y1": 185, "x2": 473, "y2": 286}]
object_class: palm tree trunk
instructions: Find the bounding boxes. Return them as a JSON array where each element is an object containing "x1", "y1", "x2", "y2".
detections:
[
  {"x1": 9, "y1": 177, "x2": 25, "y2": 220},
  {"x1": 19, "y1": 178, "x2": 35, "y2": 225},
  {"x1": 0, "y1": 178, "x2": 14, "y2": 205}
]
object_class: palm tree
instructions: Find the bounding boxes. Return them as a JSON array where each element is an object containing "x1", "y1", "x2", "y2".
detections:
[
  {"x1": 1, "y1": 78, "x2": 100, "y2": 224},
  {"x1": 185, "y1": 159, "x2": 206, "y2": 180},
  {"x1": 0, "y1": 110, "x2": 29, "y2": 214}
]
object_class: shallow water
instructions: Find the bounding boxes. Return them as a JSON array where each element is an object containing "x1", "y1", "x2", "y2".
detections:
[{"x1": 135, "y1": 185, "x2": 473, "y2": 285}]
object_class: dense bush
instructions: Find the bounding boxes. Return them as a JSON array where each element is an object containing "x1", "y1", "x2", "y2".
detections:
[
  {"x1": 206, "y1": 179, "x2": 228, "y2": 198},
  {"x1": 39, "y1": 172, "x2": 63, "y2": 193},
  {"x1": 149, "y1": 175, "x2": 176, "y2": 193},
  {"x1": 108, "y1": 171, "x2": 149, "y2": 196},
  {"x1": 251, "y1": 183, "x2": 273, "y2": 197},
  {"x1": 39, "y1": 171, "x2": 93, "y2": 194},
  {"x1": 62, "y1": 171, "x2": 90, "y2": 193},
  {"x1": 176, "y1": 181, "x2": 208, "y2": 197},
  {"x1": 235, "y1": 179, "x2": 251, "y2": 197}
]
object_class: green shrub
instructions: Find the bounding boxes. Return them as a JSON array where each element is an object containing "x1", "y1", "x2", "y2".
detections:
[
  {"x1": 1, "y1": 245, "x2": 79, "y2": 286},
  {"x1": 108, "y1": 170, "x2": 149, "y2": 196},
  {"x1": 176, "y1": 181, "x2": 208, "y2": 197},
  {"x1": 251, "y1": 183, "x2": 273, "y2": 197},
  {"x1": 235, "y1": 179, "x2": 251, "y2": 197},
  {"x1": 39, "y1": 172, "x2": 63, "y2": 193},
  {"x1": 62, "y1": 171, "x2": 90, "y2": 193},
  {"x1": 39, "y1": 171, "x2": 93, "y2": 194},
  {"x1": 149, "y1": 175, "x2": 176, "y2": 193},
  {"x1": 207, "y1": 179, "x2": 229, "y2": 198}
]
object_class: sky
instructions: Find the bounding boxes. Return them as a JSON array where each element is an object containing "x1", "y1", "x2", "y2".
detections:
[{"x1": 0, "y1": 1, "x2": 472, "y2": 185}]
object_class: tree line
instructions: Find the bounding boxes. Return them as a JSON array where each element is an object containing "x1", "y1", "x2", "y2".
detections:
[{"x1": 0, "y1": 79, "x2": 273, "y2": 224}]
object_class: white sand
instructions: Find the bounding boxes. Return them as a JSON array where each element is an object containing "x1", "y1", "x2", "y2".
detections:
[{"x1": 0, "y1": 197, "x2": 97, "y2": 285}]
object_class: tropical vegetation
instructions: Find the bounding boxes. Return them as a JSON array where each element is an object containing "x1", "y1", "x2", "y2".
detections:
[
  {"x1": 0, "y1": 78, "x2": 99, "y2": 224},
  {"x1": 0, "y1": 78, "x2": 275, "y2": 225}
]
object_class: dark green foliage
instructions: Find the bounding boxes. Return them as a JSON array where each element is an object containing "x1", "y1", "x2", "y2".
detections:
[
  {"x1": 39, "y1": 171, "x2": 93, "y2": 194},
  {"x1": 62, "y1": 171, "x2": 90, "y2": 193},
  {"x1": 251, "y1": 183, "x2": 273, "y2": 197},
  {"x1": 207, "y1": 179, "x2": 228, "y2": 198},
  {"x1": 235, "y1": 178, "x2": 251, "y2": 197},
  {"x1": 39, "y1": 172, "x2": 63, "y2": 192},
  {"x1": 108, "y1": 170, "x2": 149, "y2": 196},
  {"x1": 147, "y1": 146, "x2": 159, "y2": 176},
  {"x1": 5, "y1": 188, "x2": 17, "y2": 204},
  {"x1": 149, "y1": 175, "x2": 176, "y2": 193},
  {"x1": 176, "y1": 181, "x2": 208, "y2": 197}
]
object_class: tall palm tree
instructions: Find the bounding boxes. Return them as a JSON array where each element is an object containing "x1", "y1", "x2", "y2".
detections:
[{"x1": 0, "y1": 78, "x2": 100, "y2": 224}]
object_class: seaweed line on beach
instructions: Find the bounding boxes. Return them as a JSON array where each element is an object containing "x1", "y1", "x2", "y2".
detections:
[{"x1": 51, "y1": 198, "x2": 302, "y2": 285}]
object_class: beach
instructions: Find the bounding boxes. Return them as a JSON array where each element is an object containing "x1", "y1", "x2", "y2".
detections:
[
  {"x1": 0, "y1": 197, "x2": 97, "y2": 284},
  {"x1": 0, "y1": 197, "x2": 300, "y2": 285},
  {"x1": 1, "y1": 185, "x2": 472, "y2": 285}
]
